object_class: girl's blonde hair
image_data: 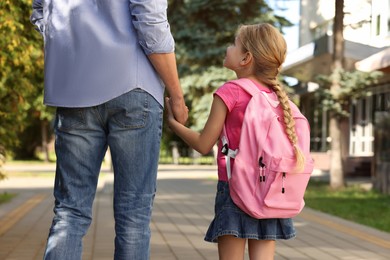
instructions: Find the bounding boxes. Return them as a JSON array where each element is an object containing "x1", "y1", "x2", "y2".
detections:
[{"x1": 237, "y1": 23, "x2": 305, "y2": 171}]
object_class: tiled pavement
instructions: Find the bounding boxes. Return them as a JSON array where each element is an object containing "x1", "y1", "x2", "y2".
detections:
[{"x1": 0, "y1": 164, "x2": 389, "y2": 260}]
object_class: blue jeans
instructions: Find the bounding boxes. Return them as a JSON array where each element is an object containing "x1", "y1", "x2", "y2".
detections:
[{"x1": 44, "y1": 89, "x2": 163, "y2": 260}]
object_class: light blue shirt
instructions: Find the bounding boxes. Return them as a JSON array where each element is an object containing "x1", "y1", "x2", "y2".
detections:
[{"x1": 31, "y1": 0, "x2": 174, "y2": 107}]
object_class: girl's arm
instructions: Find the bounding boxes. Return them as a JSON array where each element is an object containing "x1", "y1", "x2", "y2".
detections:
[{"x1": 165, "y1": 95, "x2": 227, "y2": 155}]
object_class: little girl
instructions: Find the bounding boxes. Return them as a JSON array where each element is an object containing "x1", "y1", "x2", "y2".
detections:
[{"x1": 165, "y1": 23, "x2": 303, "y2": 260}]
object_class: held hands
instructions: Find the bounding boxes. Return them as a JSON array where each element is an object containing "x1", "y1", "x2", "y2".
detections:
[
  {"x1": 165, "y1": 97, "x2": 188, "y2": 126},
  {"x1": 165, "y1": 97, "x2": 175, "y2": 124}
]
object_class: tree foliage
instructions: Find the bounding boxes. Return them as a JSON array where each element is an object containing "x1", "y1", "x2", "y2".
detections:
[
  {"x1": 315, "y1": 69, "x2": 383, "y2": 117},
  {"x1": 0, "y1": 1, "x2": 293, "y2": 167},
  {"x1": 0, "y1": 0, "x2": 50, "y2": 170},
  {"x1": 167, "y1": 0, "x2": 292, "y2": 131}
]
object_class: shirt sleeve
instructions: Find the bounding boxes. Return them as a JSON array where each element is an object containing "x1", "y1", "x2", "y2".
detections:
[
  {"x1": 129, "y1": 0, "x2": 175, "y2": 55},
  {"x1": 30, "y1": 0, "x2": 44, "y2": 35},
  {"x1": 214, "y1": 82, "x2": 240, "y2": 112}
]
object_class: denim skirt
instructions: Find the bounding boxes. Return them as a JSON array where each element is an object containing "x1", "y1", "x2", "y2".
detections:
[{"x1": 204, "y1": 181, "x2": 296, "y2": 243}]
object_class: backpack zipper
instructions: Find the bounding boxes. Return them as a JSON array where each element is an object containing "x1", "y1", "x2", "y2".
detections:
[{"x1": 258, "y1": 157, "x2": 266, "y2": 182}]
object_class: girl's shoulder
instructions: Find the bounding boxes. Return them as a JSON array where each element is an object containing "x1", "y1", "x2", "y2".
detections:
[
  {"x1": 215, "y1": 81, "x2": 245, "y2": 97},
  {"x1": 215, "y1": 81, "x2": 251, "y2": 112}
]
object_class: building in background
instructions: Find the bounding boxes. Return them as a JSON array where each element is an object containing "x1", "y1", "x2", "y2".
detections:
[{"x1": 282, "y1": 0, "x2": 390, "y2": 179}]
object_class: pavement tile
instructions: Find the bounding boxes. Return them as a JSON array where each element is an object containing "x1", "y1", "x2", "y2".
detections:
[{"x1": 0, "y1": 164, "x2": 389, "y2": 260}]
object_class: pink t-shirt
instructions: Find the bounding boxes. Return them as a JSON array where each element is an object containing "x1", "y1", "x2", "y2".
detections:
[{"x1": 214, "y1": 80, "x2": 272, "y2": 181}]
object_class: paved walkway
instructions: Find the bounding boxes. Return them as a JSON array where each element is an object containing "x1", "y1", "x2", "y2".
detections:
[{"x1": 0, "y1": 164, "x2": 389, "y2": 259}]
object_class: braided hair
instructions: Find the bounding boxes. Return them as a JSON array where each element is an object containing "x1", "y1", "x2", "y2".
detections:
[{"x1": 237, "y1": 23, "x2": 305, "y2": 171}]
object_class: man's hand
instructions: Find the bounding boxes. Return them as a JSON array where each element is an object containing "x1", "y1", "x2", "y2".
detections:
[
  {"x1": 147, "y1": 52, "x2": 188, "y2": 124},
  {"x1": 166, "y1": 96, "x2": 188, "y2": 125},
  {"x1": 169, "y1": 95, "x2": 188, "y2": 125}
]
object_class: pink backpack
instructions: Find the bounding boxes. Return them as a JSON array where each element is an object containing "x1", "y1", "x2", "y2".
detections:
[{"x1": 221, "y1": 78, "x2": 314, "y2": 219}]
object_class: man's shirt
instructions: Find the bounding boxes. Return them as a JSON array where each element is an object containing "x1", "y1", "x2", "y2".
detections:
[{"x1": 31, "y1": 0, "x2": 174, "y2": 107}]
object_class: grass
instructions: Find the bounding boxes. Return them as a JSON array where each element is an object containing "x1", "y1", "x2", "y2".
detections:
[
  {"x1": 4, "y1": 171, "x2": 107, "y2": 178},
  {"x1": 305, "y1": 180, "x2": 390, "y2": 233},
  {"x1": 159, "y1": 156, "x2": 215, "y2": 165},
  {"x1": 5, "y1": 172, "x2": 55, "y2": 178},
  {"x1": 0, "y1": 192, "x2": 16, "y2": 205}
]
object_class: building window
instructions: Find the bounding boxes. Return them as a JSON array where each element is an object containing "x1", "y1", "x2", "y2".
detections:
[
  {"x1": 349, "y1": 96, "x2": 374, "y2": 156},
  {"x1": 388, "y1": 17, "x2": 390, "y2": 34},
  {"x1": 311, "y1": 21, "x2": 333, "y2": 40},
  {"x1": 388, "y1": 0, "x2": 390, "y2": 34},
  {"x1": 372, "y1": 0, "x2": 390, "y2": 39},
  {"x1": 376, "y1": 15, "x2": 381, "y2": 36},
  {"x1": 351, "y1": 89, "x2": 390, "y2": 157},
  {"x1": 373, "y1": 92, "x2": 390, "y2": 112}
]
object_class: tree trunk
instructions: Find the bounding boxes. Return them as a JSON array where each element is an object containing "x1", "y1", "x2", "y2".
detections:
[
  {"x1": 329, "y1": 116, "x2": 344, "y2": 188},
  {"x1": 329, "y1": 0, "x2": 345, "y2": 188}
]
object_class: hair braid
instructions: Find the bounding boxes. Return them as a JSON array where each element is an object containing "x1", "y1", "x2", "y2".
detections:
[{"x1": 271, "y1": 83, "x2": 305, "y2": 171}]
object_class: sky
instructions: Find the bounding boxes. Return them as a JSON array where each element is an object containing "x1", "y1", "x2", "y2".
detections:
[{"x1": 266, "y1": 0, "x2": 300, "y2": 52}]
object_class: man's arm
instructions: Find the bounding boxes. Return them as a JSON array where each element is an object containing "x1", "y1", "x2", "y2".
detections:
[
  {"x1": 30, "y1": 0, "x2": 44, "y2": 35},
  {"x1": 129, "y1": 0, "x2": 187, "y2": 124},
  {"x1": 148, "y1": 53, "x2": 188, "y2": 124}
]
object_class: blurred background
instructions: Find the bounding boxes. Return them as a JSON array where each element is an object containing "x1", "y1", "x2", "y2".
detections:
[{"x1": 0, "y1": 0, "x2": 389, "y2": 195}]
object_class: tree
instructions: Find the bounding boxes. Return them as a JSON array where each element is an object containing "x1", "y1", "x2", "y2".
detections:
[
  {"x1": 316, "y1": 70, "x2": 382, "y2": 116},
  {"x1": 312, "y1": 0, "x2": 384, "y2": 189},
  {"x1": 325, "y1": 0, "x2": 384, "y2": 188},
  {"x1": 162, "y1": 0, "x2": 293, "y2": 158},
  {"x1": 316, "y1": 68, "x2": 382, "y2": 188},
  {"x1": 0, "y1": 1, "x2": 292, "y2": 169},
  {"x1": 316, "y1": 73, "x2": 382, "y2": 190},
  {"x1": 0, "y1": 0, "x2": 49, "y2": 171},
  {"x1": 328, "y1": 0, "x2": 345, "y2": 189},
  {"x1": 167, "y1": 0, "x2": 292, "y2": 132}
]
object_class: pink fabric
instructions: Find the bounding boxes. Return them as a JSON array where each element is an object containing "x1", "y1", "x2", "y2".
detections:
[{"x1": 214, "y1": 80, "x2": 271, "y2": 181}]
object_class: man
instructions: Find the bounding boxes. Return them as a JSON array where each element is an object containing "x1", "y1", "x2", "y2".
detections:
[{"x1": 30, "y1": 0, "x2": 188, "y2": 259}]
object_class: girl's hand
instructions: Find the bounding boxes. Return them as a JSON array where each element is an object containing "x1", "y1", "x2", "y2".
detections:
[
  {"x1": 165, "y1": 97, "x2": 189, "y2": 126},
  {"x1": 165, "y1": 97, "x2": 177, "y2": 126},
  {"x1": 168, "y1": 96, "x2": 188, "y2": 125},
  {"x1": 164, "y1": 95, "x2": 227, "y2": 155}
]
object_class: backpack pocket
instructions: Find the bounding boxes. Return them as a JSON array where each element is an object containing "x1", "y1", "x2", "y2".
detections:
[{"x1": 262, "y1": 156, "x2": 313, "y2": 211}]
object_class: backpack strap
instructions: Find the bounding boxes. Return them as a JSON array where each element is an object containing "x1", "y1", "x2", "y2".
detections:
[
  {"x1": 221, "y1": 126, "x2": 237, "y2": 180},
  {"x1": 221, "y1": 78, "x2": 279, "y2": 180},
  {"x1": 230, "y1": 78, "x2": 280, "y2": 108},
  {"x1": 230, "y1": 78, "x2": 260, "y2": 96}
]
